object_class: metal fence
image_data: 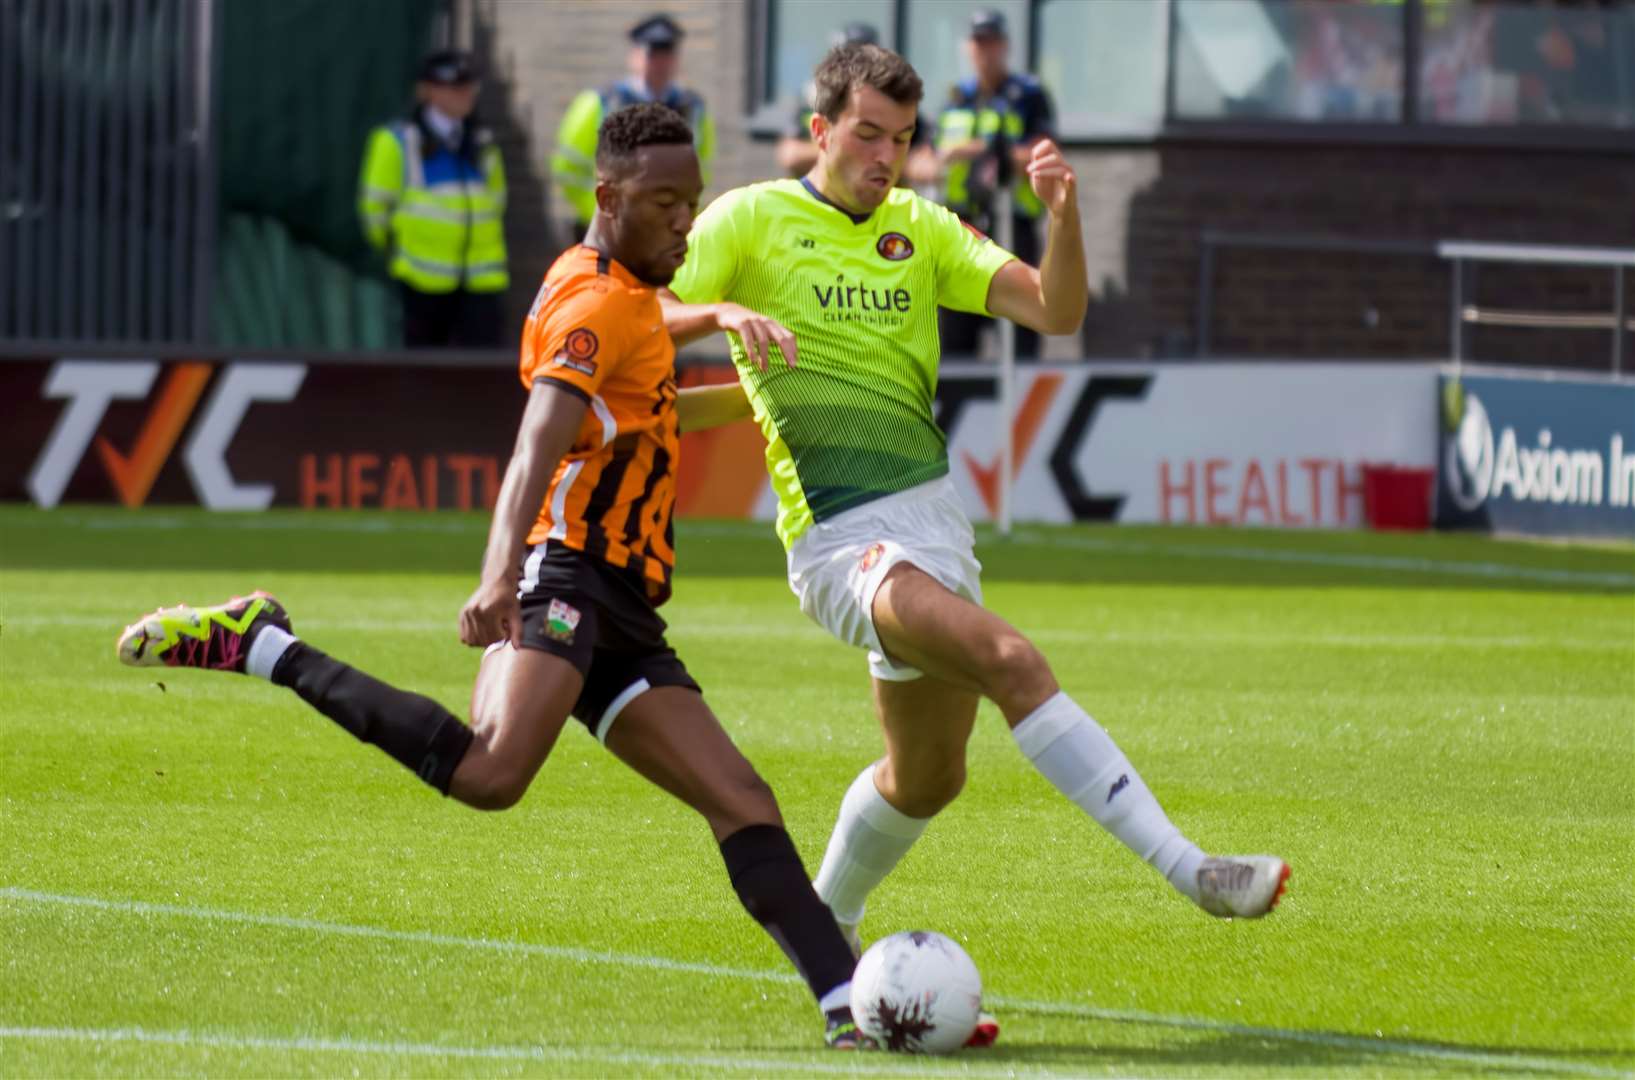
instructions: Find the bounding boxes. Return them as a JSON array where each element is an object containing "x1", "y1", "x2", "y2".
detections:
[
  {"x1": 1196, "y1": 231, "x2": 1635, "y2": 373},
  {"x1": 1, "y1": 0, "x2": 216, "y2": 344}
]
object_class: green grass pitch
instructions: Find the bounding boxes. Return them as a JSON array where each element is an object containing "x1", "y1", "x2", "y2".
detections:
[{"x1": 2, "y1": 506, "x2": 1631, "y2": 1078}]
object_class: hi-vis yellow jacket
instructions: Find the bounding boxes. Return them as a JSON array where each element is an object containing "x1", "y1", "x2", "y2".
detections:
[
  {"x1": 551, "y1": 80, "x2": 715, "y2": 227},
  {"x1": 358, "y1": 109, "x2": 508, "y2": 293},
  {"x1": 936, "y1": 73, "x2": 1053, "y2": 222}
]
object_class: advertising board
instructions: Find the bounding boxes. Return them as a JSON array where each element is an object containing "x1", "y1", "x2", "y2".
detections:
[
  {"x1": 3, "y1": 357, "x2": 1438, "y2": 531},
  {"x1": 1437, "y1": 372, "x2": 1635, "y2": 540}
]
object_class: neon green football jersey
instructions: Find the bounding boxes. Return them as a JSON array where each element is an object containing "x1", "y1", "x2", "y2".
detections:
[{"x1": 669, "y1": 178, "x2": 1015, "y2": 548}]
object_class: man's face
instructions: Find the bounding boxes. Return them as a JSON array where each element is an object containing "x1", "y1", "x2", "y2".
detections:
[
  {"x1": 421, "y1": 80, "x2": 479, "y2": 119},
  {"x1": 814, "y1": 84, "x2": 918, "y2": 213},
  {"x1": 598, "y1": 143, "x2": 701, "y2": 286},
  {"x1": 633, "y1": 45, "x2": 679, "y2": 89},
  {"x1": 966, "y1": 34, "x2": 1008, "y2": 84}
]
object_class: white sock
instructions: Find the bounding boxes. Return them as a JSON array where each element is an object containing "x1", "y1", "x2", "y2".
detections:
[
  {"x1": 245, "y1": 625, "x2": 297, "y2": 681},
  {"x1": 812, "y1": 763, "x2": 931, "y2": 926},
  {"x1": 1012, "y1": 691, "x2": 1204, "y2": 902},
  {"x1": 818, "y1": 982, "x2": 851, "y2": 1013}
]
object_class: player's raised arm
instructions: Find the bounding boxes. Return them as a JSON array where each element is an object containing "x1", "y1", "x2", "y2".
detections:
[
  {"x1": 658, "y1": 288, "x2": 799, "y2": 371},
  {"x1": 984, "y1": 138, "x2": 1089, "y2": 337},
  {"x1": 460, "y1": 382, "x2": 587, "y2": 648}
]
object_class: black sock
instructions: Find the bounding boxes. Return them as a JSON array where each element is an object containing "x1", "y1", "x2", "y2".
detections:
[
  {"x1": 271, "y1": 641, "x2": 474, "y2": 795},
  {"x1": 719, "y1": 824, "x2": 855, "y2": 1004}
]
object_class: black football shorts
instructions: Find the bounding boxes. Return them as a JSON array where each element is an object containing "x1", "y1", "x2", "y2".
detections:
[{"x1": 515, "y1": 543, "x2": 699, "y2": 741}]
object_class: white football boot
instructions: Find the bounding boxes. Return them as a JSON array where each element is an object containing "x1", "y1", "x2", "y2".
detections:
[{"x1": 1196, "y1": 856, "x2": 1291, "y2": 918}]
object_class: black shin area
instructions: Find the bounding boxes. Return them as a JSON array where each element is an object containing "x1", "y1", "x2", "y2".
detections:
[
  {"x1": 271, "y1": 641, "x2": 474, "y2": 794},
  {"x1": 720, "y1": 824, "x2": 856, "y2": 1001}
]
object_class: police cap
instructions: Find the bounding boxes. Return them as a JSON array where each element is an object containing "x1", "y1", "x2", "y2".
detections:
[
  {"x1": 630, "y1": 13, "x2": 684, "y2": 50},
  {"x1": 968, "y1": 8, "x2": 1007, "y2": 40},
  {"x1": 418, "y1": 49, "x2": 478, "y2": 86}
]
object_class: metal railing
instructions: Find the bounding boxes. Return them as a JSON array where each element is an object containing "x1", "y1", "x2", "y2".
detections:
[
  {"x1": 1, "y1": 0, "x2": 217, "y2": 344},
  {"x1": 1441, "y1": 241, "x2": 1635, "y2": 375},
  {"x1": 1197, "y1": 231, "x2": 1635, "y2": 373}
]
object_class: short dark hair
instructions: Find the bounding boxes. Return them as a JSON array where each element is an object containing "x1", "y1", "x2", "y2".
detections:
[
  {"x1": 595, "y1": 103, "x2": 694, "y2": 175},
  {"x1": 811, "y1": 43, "x2": 923, "y2": 122}
]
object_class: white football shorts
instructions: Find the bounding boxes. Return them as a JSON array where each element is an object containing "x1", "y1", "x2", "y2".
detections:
[{"x1": 786, "y1": 475, "x2": 983, "y2": 681}]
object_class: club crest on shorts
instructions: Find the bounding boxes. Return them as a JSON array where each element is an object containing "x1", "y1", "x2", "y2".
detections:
[
  {"x1": 876, "y1": 232, "x2": 914, "y2": 261},
  {"x1": 544, "y1": 599, "x2": 582, "y2": 643},
  {"x1": 859, "y1": 542, "x2": 886, "y2": 573}
]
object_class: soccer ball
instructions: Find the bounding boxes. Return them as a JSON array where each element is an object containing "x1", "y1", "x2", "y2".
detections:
[{"x1": 849, "y1": 930, "x2": 983, "y2": 1054}]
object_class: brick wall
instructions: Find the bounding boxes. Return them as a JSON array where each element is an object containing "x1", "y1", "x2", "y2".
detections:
[
  {"x1": 471, "y1": 2, "x2": 1634, "y2": 369},
  {"x1": 1122, "y1": 143, "x2": 1634, "y2": 368}
]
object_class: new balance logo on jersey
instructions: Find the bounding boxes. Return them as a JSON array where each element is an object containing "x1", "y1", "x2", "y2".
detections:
[
  {"x1": 811, "y1": 275, "x2": 912, "y2": 326},
  {"x1": 1106, "y1": 774, "x2": 1130, "y2": 803},
  {"x1": 798, "y1": 237, "x2": 816, "y2": 249}
]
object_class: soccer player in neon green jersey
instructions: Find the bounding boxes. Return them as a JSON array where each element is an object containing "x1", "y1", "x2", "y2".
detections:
[{"x1": 662, "y1": 43, "x2": 1291, "y2": 981}]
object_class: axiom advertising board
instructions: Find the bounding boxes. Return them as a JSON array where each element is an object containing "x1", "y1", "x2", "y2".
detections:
[{"x1": 1437, "y1": 372, "x2": 1635, "y2": 540}]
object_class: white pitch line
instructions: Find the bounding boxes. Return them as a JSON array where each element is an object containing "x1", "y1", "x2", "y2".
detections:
[
  {"x1": 0, "y1": 1025, "x2": 1059, "y2": 1078},
  {"x1": 1006, "y1": 529, "x2": 1635, "y2": 589},
  {"x1": 67, "y1": 513, "x2": 485, "y2": 536},
  {"x1": 4, "y1": 887, "x2": 1629, "y2": 1078},
  {"x1": 12, "y1": 509, "x2": 1630, "y2": 587},
  {"x1": 0, "y1": 887, "x2": 795, "y2": 985},
  {"x1": 5, "y1": 614, "x2": 1627, "y2": 654},
  {"x1": 0, "y1": 613, "x2": 825, "y2": 643}
]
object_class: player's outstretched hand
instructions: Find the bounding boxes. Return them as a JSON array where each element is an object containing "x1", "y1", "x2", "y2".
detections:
[
  {"x1": 460, "y1": 576, "x2": 522, "y2": 649},
  {"x1": 715, "y1": 303, "x2": 798, "y2": 371},
  {"x1": 1025, "y1": 139, "x2": 1077, "y2": 218}
]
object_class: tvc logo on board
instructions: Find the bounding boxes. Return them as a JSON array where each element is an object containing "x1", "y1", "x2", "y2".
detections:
[{"x1": 26, "y1": 360, "x2": 306, "y2": 509}]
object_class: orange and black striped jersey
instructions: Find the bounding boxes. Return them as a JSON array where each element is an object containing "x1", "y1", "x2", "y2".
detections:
[{"x1": 520, "y1": 246, "x2": 680, "y2": 602}]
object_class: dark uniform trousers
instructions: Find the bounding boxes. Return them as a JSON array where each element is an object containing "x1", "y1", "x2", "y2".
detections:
[{"x1": 938, "y1": 216, "x2": 1042, "y2": 360}]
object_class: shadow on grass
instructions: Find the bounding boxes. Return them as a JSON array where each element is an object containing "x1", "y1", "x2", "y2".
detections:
[
  {"x1": 2, "y1": 507, "x2": 1631, "y2": 595},
  {"x1": 969, "y1": 1028, "x2": 1634, "y2": 1078}
]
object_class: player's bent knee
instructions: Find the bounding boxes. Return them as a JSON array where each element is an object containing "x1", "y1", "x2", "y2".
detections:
[
  {"x1": 980, "y1": 632, "x2": 1054, "y2": 706},
  {"x1": 465, "y1": 779, "x2": 527, "y2": 812},
  {"x1": 453, "y1": 761, "x2": 534, "y2": 811}
]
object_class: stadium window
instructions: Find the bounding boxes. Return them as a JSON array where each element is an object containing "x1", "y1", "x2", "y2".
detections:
[
  {"x1": 752, "y1": 0, "x2": 1635, "y2": 148},
  {"x1": 1418, "y1": 0, "x2": 1635, "y2": 128},
  {"x1": 1035, "y1": 0, "x2": 1168, "y2": 135},
  {"x1": 763, "y1": 0, "x2": 894, "y2": 115},
  {"x1": 1171, "y1": 0, "x2": 1406, "y2": 122},
  {"x1": 903, "y1": 0, "x2": 1030, "y2": 110}
]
